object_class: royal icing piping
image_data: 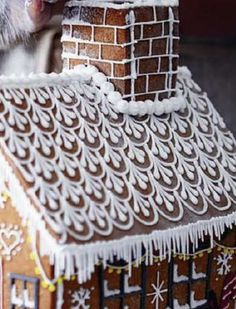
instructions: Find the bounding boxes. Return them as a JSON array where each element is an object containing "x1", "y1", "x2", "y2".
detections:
[{"x1": 0, "y1": 66, "x2": 235, "y2": 283}]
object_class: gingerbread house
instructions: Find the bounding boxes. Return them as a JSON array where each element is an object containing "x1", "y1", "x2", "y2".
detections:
[{"x1": 0, "y1": 0, "x2": 235, "y2": 308}]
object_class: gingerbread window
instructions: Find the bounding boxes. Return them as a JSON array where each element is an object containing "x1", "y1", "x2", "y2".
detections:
[
  {"x1": 99, "y1": 259, "x2": 147, "y2": 309},
  {"x1": 9, "y1": 273, "x2": 39, "y2": 309},
  {"x1": 167, "y1": 241, "x2": 212, "y2": 309}
]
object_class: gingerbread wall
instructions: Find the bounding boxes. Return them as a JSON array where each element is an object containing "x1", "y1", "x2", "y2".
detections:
[
  {"x1": 60, "y1": 228, "x2": 236, "y2": 309},
  {"x1": 62, "y1": 3, "x2": 179, "y2": 101},
  {"x1": 0, "y1": 194, "x2": 55, "y2": 309}
]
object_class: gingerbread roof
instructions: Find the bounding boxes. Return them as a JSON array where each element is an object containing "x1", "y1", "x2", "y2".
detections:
[{"x1": 0, "y1": 66, "x2": 235, "y2": 282}]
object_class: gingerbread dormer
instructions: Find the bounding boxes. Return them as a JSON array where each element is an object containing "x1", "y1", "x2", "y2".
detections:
[{"x1": 62, "y1": 0, "x2": 179, "y2": 101}]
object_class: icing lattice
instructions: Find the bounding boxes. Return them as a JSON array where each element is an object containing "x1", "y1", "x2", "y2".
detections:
[{"x1": 0, "y1": 67, "x2": 235, "y2": 246}]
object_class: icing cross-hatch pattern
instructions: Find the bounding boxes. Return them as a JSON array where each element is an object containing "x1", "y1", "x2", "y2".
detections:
[{"x1": 0, "y1": 68, "x2": 235, "y2": 245}]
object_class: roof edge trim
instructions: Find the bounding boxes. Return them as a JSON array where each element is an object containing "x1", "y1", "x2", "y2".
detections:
[{"x1": 57, "y1": 211, "x2": 236, "y2": 283}]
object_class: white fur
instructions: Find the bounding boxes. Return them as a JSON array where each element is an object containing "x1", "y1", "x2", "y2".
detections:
[{"x1": 0, "y1": 0, "x2": 33, "y2": 49}]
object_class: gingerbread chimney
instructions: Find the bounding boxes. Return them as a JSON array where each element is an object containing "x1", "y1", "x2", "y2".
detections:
[{"x1": 62, "y1": 0, "x2": 179, "y2": 101}]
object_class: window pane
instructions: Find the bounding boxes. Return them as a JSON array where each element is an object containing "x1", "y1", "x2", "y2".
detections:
[
  {"x1": 26, "y1": 281, "x2": 35, "y2": 302},
  {"x1": 104, "y1": 298, "x2": 121, "y2": 309},
  {"x1": 124, "y1": 294, "x2": 141, "y2": 308},
  {"x1": 173, "y1": 283, "x2": 189, "y2": 307},
  {"x1": 173, "y1": 258, "x2": 189, "y2": 283},
  {"x1": 191, "y1": 281, "x2": 207, "y2": 307},
  {"x1": 103, "y1": 268, "x2": 121, "y2": 296},
  {"x1": 10, "y1": 274, "x2": 39, "y2": 309},
  {"x1": 127, "y1": 266, "x2": 142, "y2": 288}
]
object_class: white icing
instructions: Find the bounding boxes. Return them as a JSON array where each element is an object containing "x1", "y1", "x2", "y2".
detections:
[
  {"x1": 128, "y1": 10, "x2": 137, "y2": 100},
  {"x1": 191, "y1": 291, "x2": 207, "y2": 308},
  {"x1": 104, "y1": 281, "x2": 120, "y2": 297},
  {"x1": 166, "y1": 7, "x2": 174, "y2": 98},
  {"x1": 71, "y1": 288, "x2": 93, "y2": 309},
  {"x1": 147, "y1": 271, "x2": 167, "y2": 309},
  {"x1": 56, "y1": 282, "x2": 64, "y2": 309},
  {"x1": 172, "y1": 299, "x2": 189, "y2": 309},
  {"x1": 0, "y1": 66, "x2": 235, "y2": 284},
  {"x1": 113, "y1": 91, "x2": 186, "y2": 115},
  {"x1": 124, "y1": 274, "x2": 141, "y2": 293},
  {"x1": 169, "y1": 292, "x2": 207, "y2": 309},
  {"x1": 173, "y1": 264, "x2": 188, "y2": 283},
  {"x1": 0, "y1": 224, "x2": 23, "y2": 261},
  {"x1": 11, "y1": 285, "x2": 35, "y2": 309},
  {"x1": 215, "y1": 252, "x2": 233, "y2": 276},
  {"x1": 192, "y1": 262, "x2": 206, "y2": 280}
]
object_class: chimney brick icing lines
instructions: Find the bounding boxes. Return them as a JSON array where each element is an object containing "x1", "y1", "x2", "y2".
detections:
[{"x1": 62, "y1": 1, "x2": 179, "y2": 102}]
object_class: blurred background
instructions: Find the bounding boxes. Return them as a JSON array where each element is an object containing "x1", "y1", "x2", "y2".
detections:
[{"x1": 179, "y1": 0, "x2": 236, "y2": 134}]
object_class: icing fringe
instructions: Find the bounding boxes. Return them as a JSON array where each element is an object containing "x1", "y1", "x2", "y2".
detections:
[
  {"x1": 0, "y1": 140, "x2": 235, "y2": 284},
  {"x1": 53, "y1": 212, "x2": 236, "y2": 283}
]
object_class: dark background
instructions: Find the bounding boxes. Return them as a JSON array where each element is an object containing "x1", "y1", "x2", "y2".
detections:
[{"x1": 179, "y1": 0, "x2": 236, "y2": 135}]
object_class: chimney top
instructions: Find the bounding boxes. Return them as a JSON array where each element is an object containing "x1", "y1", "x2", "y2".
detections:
[{"x1": 62, "y1": 0, "x2": 179, "y2": 102}]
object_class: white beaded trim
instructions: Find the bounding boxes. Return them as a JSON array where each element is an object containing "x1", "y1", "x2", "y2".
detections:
[
  {"x1": 75, "y1": 64, "x2": 187, "y2": 116},
  {"x1": 0, "y1": 65, "x2": 186, "y2": 116},
  {"x1": 108, "y1": 91, "x2": 186, "y2": 116}
]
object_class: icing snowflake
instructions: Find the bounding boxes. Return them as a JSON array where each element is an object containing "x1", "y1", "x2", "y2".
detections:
[
  {"x1": 215, "y1": 252, "x2": 233, "y2": 276},
  {"x1": 71, "y1": 287, "x2": 93, "y2": 309},
  {"x1": 147, "y1": 271, "x2": 167, "y2": 309}
]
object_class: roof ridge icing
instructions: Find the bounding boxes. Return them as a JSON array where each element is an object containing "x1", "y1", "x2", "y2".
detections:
[
  {"x1": 0, "y1": 65, "x2": 187, "y2": 116},
  {"x1": 0, "y1": 66, "x2": 235, "y2": 283}
]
